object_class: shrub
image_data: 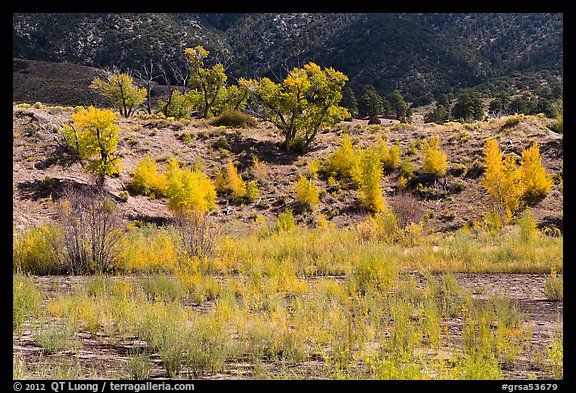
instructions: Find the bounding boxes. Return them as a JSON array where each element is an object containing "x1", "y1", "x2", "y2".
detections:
[
  {"x1": 368, "y1": 115, "x2": 381, "y2": 125},
  {"x1": 57, "y1": 187, "x2": 123, "y2": 274},
  {"x1": 399, "y1": 159, "x2": 415, "y2": 178},
  {"x1": 164, "y1": 158, "x2": 217, "y2": 215},
  {"x1": 210, "y1": 109, "x2": 257, "y2": 128},
  {"x1": 480, "y1": 138, "x2": 524, "y2": 221},
  {"x1": 427, "y1": 273, "x2": 465, "y2": 318},
  {"x1": 389, "y1": 191, "x2": 424, "y2": 229},
  {"x1": 307, "y1": 159, "x2": 321, "y2": 180},
  {"x1": 36, "y1": 320, "x2": 82, "y2": 354},
  {"x1": 421, "y1": 136, "x2": 447, "y2": 177},
  {"x1": 516, "y1": 209, "x2": 538, "y2": 242},
  {"x1": 349, "y1": 253, "x2": 398, "y2": 295},
  {"x1": 186, "y1": 315, "x2": 229, "y2": 376},
  {"x1": 118, "y1": 190, "x2": 129, "y2": 202},
  {"x1": 544, "y1": 269, "x2": 563, "y2": 301},
  {"x1": 249, "y1": 156, "x2": 268, "y2": 183},
  {"x1": 246, "y1": 180, "x2": 260, "y2": 202},
  {"x1": 546, "y1": 331, "x2": 563, "y2": 379},
  {"x1": 129, "y1": 154, "x2": 167, "y2": 197},
  {"x1": 377, "y1": 137, "x2": 401, "y2": 172},
  {"x1": 13, "y1": 224, "x2": 64, "y2": 274},
  {"x1": 13, "y1": 274, "x2": 42, "y2": 331},
  {"x1": 356, "y1": 210, "x2": 399, "y2": 242},
  {"x1": 549, "y1": 98, "x2": 563, "y2": 134},
  {"x1": 358, "y1": 147, "x2": 385, "y2": 212},
  {"x1": 215, "y1": 159, "x2": 247, "y2": 202},
  {"x1": 293, "y1": 175, "x2": 320, "y2": 210},
  {"x1": 173, "y1": 211, "x2": 220, "y2": 260},
  {"x1": 500, "y1": 115, "x2": 523, "y2": 130},
  {"x1": 448, "y1": 163, "x2": 467, "y2": 177},
  {"x1": 276, "y1": 209, "x2": 296, "y2": 232},
  {"x1": 518, "y1": 143, "x2": 553, "y2": 201},
  {"x1": 324, "y1": 134, "x2": 362, "y2": 185},
  {"x1": 126, "y1": 348, "x2": 152, "y2": 380},
  {"x1": 121, "y1": 224, "x2": 179, "y2": 273}
]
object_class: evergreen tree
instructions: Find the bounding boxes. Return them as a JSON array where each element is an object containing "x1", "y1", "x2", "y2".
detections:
[
  {"x1": 341, "y1": 86, "x2": 359, "y2": 119},
  {"x1": 451, "y1": 91, "x2": 484, "y2": 121},
  {"x1": 488, "y1": 92, "x2": 510, "y2": 116},
  {"x1": 388, "y1": 90, "x2": 409, "y2": 122},
  {"x1": 424, "y1": 104, "x2": 449, "y2": 124},
  {"x1": 509, "y1": 95, "x2": 532, "y2": 115},
  {"x1": 358, "y1": 85, "x2": 384, "y2": 118}
]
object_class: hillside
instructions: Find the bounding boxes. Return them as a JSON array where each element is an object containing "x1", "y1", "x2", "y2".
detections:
[
  {"x1": 13, "y1": 13, "x2": 563, "y2": 104},
  {"x1": 12, "y1": 102, "x2": 563, "y2": 236}
]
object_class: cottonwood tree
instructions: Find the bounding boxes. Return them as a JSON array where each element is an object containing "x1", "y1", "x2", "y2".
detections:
[
  {"x1": 135, "y1": 59, "x2": 161, "y2": 115},
  {"x1": 184, "y1": 46, "x2": 228, "y2": 119},
  {"x1": 244, "y1": 62, "x2": 350, "y2": 154},
  {"x1": 157, "y1": 61, "x2": 190, "y2": 118},
  {"x1": 183, "y1": 46, "x2": 250, "y2": 119},
  {"x1": 62, "y1": 106, "x2": 122, "y2": 187},
  {"x1": 480, "y1": 138, "x2": 524, "y2": 221},
  {"x1": 90, "y1": 71, "x2": 147, "y2": 118},
  {"x1": 163, "y1": 158, "x2": 219, "y2": 259}
]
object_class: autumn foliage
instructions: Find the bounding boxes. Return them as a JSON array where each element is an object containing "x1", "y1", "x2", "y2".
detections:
[
  {"x1": 480, "y1": 138, "x2": 553, "y2": 221},
  {"x1": 62, "y1": 106, "x2": 122, "y2": 185}
]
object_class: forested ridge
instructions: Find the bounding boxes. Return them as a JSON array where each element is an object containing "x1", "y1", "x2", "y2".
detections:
[{"x1": 13, "y1": 13, "x2": 563, "y2": 105}]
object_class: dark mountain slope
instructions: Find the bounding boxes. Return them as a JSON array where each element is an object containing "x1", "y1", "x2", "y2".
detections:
[{"x1": 13, "y1": 13, "x2": 563, "y2": 103}]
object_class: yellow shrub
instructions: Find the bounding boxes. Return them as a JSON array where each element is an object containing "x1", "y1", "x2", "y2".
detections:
[
  {"x1": 480, "y1": 139, "x2": 524, "y2": 220},
  {"x1": 358, "y1": 148, "x2": 386, "y2": 212},
  {"x1": 378, "y1": 137, "x2": 401, "y2": 171},
  {"x1": 356, "y1": 210, "x2": 399, "y2": 242},
  {"x1": 121, "y1": 225, "x2": 179, "y2": 272},
  {"x1": 307, "y1": 159, "x2": 321, "y2": 179},
  {"x1": 518, "y1": 143, "x2": 553, "y2": 199},
  {"x1": 398, "y1": 175, "x2": 408, "y2": 190},
  {"x1": 246, "y1": 180, "x2": 260, "y2": 202},
  {"x1": 130, "y1": 154, "x2": 167, "y2": 197},
  {"x1": 421, "y1": 136, "x2": 447, "y2": 177},
  {"x1": 250, "y1": 156, "x2": 268, "y2": 183},
  {"x1": 293, "y1": 175, "x2": 320, "y2": 210},
  {"x1": 216, "y1": 159, "x2": 247, "y2": 201},
  {"x1": 164, "y1": 158, "x2": 217, "y2": 216},
  {"x1": 13, "y1": 224, "x2": 64, "y2": 274},
  {"x1": 324, "y1": 134, "x2": 362, "y2": 185}
]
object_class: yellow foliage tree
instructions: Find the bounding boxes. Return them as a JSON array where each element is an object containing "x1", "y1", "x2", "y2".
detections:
[
  {"x1": 129, "y1": 154, "x2": 167, "y2": 197},
  {"x1": 163, "y1": 158, "x2": 216, "y2": 216},
  {"x1": 480, "y1": 138, "x2": 525, "y2": 221},
  {"x1": 293, "y1": 175, "x2": 320, "y2": 210},
  {"x1": 215, "y1": 159, "x2": 247, "y2": 201},
  {"x1": 62, "y1": 106, "x2": 122, "y2": 186},
  {"x1": 90, "y1": 72, "x2": 146, "y2": 118},
  {"x1": 421, "y1": 136, "x2": 447, "y2": 177},
  {"x1": 359, "y1": 147, "x2": 386, "y2": 212},
  {"x1": 518, "y1": 143, "x2": 554, "y2": 200}
]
